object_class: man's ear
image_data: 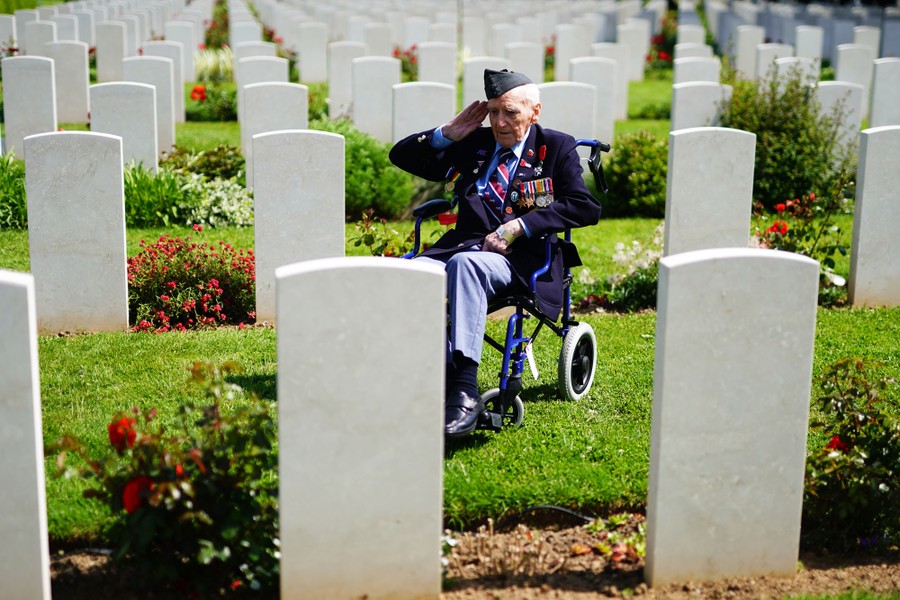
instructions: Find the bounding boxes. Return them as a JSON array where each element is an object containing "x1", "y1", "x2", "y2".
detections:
[{"x1": 531, "y1": 102, "x2": 542, "y2": 123}]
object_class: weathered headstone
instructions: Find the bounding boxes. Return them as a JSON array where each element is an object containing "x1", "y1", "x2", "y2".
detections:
[
  {"x1": 1, "y1": 56, "x2": 57, "y2": 157},
  {"x1": 123, "y1": 56, "x2": 176, "y2": 155},
  {"x1": 646, "y1": 247, "x2": 819, "y2": 587},
  {"x1": 570, "y1": 57, "x2": 616, "y2": 144},
  {"x1": 242, "y1": 82, "x2": 308, "y2": 188},
  {"x1": 418, "y1": 41, "x2": 456, "y2": 86},
  {"x1": 849, "y1": 126, "x2": 900, "y2": 307},
  {"x1": 276, "y1": 256, "x2": 444, "y2": 599},
  {"x1": 24, "y1": 132, "x2": 128, "y2": 332},
  {"x1": 253, "y1": 130, "x2": 345, "y2": 322},
  {"x1": 351, "y1": 56, "x2": 400, "y2": 143},
  {"x1": 670, "y1": 82, "x2": 732, "y2": 131},
  {"x1": 869, "y1": 58, "x2": 900, "y2": 128},
  {"x1": 392, "y1": 82, "x2": 456, "y2": 143},
  {"x1": 95, "y1": 21, "x2": 127, "y2": 82},
  {"x1": 46, "y1": 40, "x2": 90, "y2": 124},
  {"x1": 0, "y1": 270, "x2": 51, "y2": 600},
  {"x1": 663, "y1": 127, "x2": 755, "y2": 256},
  {"x1": 90, "y1": 82, "x2": 158, "y2": 171}
]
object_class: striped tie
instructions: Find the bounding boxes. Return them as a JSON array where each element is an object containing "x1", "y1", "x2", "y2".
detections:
[{"x1": 485, "y1": 148, "x2": 515, "y2": 218}]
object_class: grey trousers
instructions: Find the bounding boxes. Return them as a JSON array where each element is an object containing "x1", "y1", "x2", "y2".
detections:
[{"x1": 415, "y1": 248, "x2": 514, "y2": 365}]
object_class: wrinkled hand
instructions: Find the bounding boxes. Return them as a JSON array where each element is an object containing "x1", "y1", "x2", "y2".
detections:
[
  {"x1": 442, "y1": 101, "x2": 489, "y2": 142},
  {"x1": 482, "y1": 219, "x2": 524, "y2": 256}
]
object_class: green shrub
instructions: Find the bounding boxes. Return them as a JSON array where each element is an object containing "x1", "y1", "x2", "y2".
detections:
[
  {"x1": 204, "y1": 0, "x2": 229, "y2": 50},
  {"x1": 307, "y1": 82, "x2": 328, "y2": 121},
  {"x1": 185, "y1": 82, "x2": 237, "y2": 122},
  {"x1": 311, "y1": 117, "x2": 417, "y2": 219},
  {"x1": 600, "y1": 130, "x2": 668, "y2": 218},
  {"x1": 52, "y1": 362, "x2": 278, "y2": 594},
  {"x1": 803, "y1": 358, "x2": 900, "y2": 552},
  {"x1": 127, "y1": 231, "x2": 255, "y2": 331},
  {"x1": 123, "y1": 164, "x2": 188, "y2": 228},
  {"x1": 0, "y1": 152, "x2": 27, "y2": 229},
  {"x1": 719, "y1": 65, "x2": 856, "y2": 212},
  {"x1": 161, "y1": 145, "x2": 245, "y2": 183},
  {"x1": 628, "y1": 100, "x2": 671, "y2": 120}
]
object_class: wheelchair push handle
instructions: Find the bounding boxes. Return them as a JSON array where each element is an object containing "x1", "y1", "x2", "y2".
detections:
[{"x1": 575, "y1": 139, "x2": 611, "y2": 195}]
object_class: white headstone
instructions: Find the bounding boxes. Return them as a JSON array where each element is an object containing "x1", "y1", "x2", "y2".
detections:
[
  {"x1": 774, "y1": 56, "x2": 819, "y2": 84},
  {"x1": 164, "y1": 21, "x2": 197, "y2": 81},
  {"x1": 13, "y1": 9, "x2": 37, "y2": 55},
  {"x1": 795, "y1": 25, "x2": 824, "y2": 63},
  {"x1": 616, "y1": 22, "x2": 646, "y2": 81},
  {"x1": 24, "y1": 132, "x2": 128, "y2": 332},
  {"x1": 23, "y1": 20, "x2": 55, "y2": 57},
  {"x1": 853, "y1": 25, "x2": 881, "y2": 59},
  {"x1": 328, "y1": 41, "x2": 366, "y2": 119},
  {"x1": 253, "y1": 130, "x2": 345, "y2": 322},
  {"x1": 46, "y1": 41, "x2": 90, "y2": 124},
  {"x1": 90, "y1": 82, "x2": 158, "y2": 171},
  {"x1": 677, "y1": 23, "x2": 705, "y2": 45},
  {"x1": 123, "y1": 56, "x2": 176, "y2": 155},
  {"x1": 428, "y1": 22, "x2": 455, "y2": 44},
  {"x1": 276, "y1": 256, "x2": 444, "y2": 599},
  {"x1": 95, "y1": 21, "x2": 127, "y2": 82},
  {"x1": 364, "y1": 21, "x2": 393, "y2": 57},
  {"x1": 663, "y1": 127, "x2": 755, "y2": 256},
  {"x1": 870, "y1": 58, "x2": 900, "y2": 128},
  {"x1": 70, "y1": 10, "x2": 94, "y2": 46},
  {"x1": 849, "y1": 126, "x2": 900, "y2": 307},
  {"x1": 242, "y1": 82, "x2": 308, "y2": 187},
  {"x1": 670, "y1": 82, "x2": 732, "y2": 131},
  {"x1": 591, "y1": 42, "x2": 629, "y2": 120},
  {"x1": 0, "y1": 270, "x2": 51, "y2": 600},
  {"x1": 0, "y1": 56, "x2": 57, "y2": 157},
  {"x1": 113, "y1": 15, "x2": 140, "y2": 57},
  {"x1": 351, "y1": 56, "x2": 401, "y2": 143},
  {"x1": 646, "y1": 247, "x2": 819, "y2": 586},
  {"x1": 392, "y1": 82, "x2": 455, "y2": 143},
  {"x1": 403, "y1": 15, "x2": 429, "y2": 49},
  {"x1": 230, "y1": 20, "x2": 261, "y2": 47},
  {"x1": 490, "y1": 23, "x2": 520, "y2": 59},
  {"x1": 297, "y1": 22, "x2": 328, "y2": 82},
  {"x1": 570, "y1": 57, "x2": 617, "y2": 144},
  {"x1": 537, "y1": 82, "x2": 596, "y2": 157},
  {"x1": 815, "y1": 81, "x2": 863, "y2": 149},
  {"x1": 835, "y1": 43, "x2": 875, "y2": 119},
  {"x1": 755, "y1": 43, "x2": 794, "y2": 81},
  {"x1": 673, "y1": 56, "x2": 721, "y2": 84},
  {"x1": 674, "y1": 42, "x2": 713, "y2": 60},
  {"x1": 504, "y1": 41, "x2": 544, "y2": 84},
  {"x1": 233, "y1": 40, "x2": 277, "y2": 66},
  {"x1": 735, "y1": 25, "x2": 765, "y2": 80},
  {"x1": 49, "y1": 14, "x2": 78, "y2": 42},
  {"x1": 141, "y1": 40, "x2": 186, "y2": 123},
  {"x1": 417, "y1": 41, "x2": 456, "y2": 86},
  {"x1": 461, "y1": 15, "x2": 485, "y2": 56},
  {"x1": 0, "y1": 15, "x2": 16, "y2": 48}
]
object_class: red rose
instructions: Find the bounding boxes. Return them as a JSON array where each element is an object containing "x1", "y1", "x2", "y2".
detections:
[
  {"x1": 825, "y1": 435, "x2": 849, "y2": 452},
  {"x1": 775, "y1": 203, "x2": 786, "y2": 213},
  {"x1": 108, "y1": 417, "x2": 137, "y2": 452},
  {"x1": 658, "y1": 51, "x2": 671, "y2": 61},
  {"x1": 122, "y1": 476, "x2": 153, "y2": 513},
  {"x1": 809, "y1": 192, "x2": 816, "y2": 201}
]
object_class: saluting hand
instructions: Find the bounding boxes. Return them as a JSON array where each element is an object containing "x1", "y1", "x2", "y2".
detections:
[{"x1": 441, "y1": 101, "x2": 489, "y2": 142}]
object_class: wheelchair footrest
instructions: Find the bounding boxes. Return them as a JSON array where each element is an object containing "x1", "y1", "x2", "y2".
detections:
[{"x1": 477, "y1": 410, "x2": 504, "y2": 432}]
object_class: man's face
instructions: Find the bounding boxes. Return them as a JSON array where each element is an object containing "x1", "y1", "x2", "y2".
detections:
[{"x1": 487, "y1": 88, "x2": 541, "y2": 148}]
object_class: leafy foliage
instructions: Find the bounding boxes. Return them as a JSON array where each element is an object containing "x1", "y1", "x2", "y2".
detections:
[
  {"x1": 803, "y1": 358, "x2": 900, "y2": 552},
  {"x1": 203, "y1": 0, "x2": 230, "y2": 50},
  {"x1": 52, "y1": 362, "x2": 279, "y2": 594},
  {"x1": 598, "y1": 131, "x2": 668, "y2": 218},
  {"x1": 311, "y1": 117, "x2": 417, "y2": 219},
  {"x1": 161, "y1": 145, "x2": 246, "y2": 184},
  {"x1": 0, "y1": 152, "x2": 27, "y2": 229},
  {"x1": 123, "y1": 164, "x2": 188, "y2": 228},
  {"x1": 350, "y1": 208, "x2": 417, "y2": 257},
  {"x1": 719, "y1": 65, "x2": 856, "y2": 212},
  {"x1": 185, "y1": 82, "x2": 238, "y2": 122},
  {"x1": 127, "y1": 231, "x2": 256, "y2": 332}
]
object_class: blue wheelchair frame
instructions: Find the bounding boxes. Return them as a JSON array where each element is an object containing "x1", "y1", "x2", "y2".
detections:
[{"x1": 404, "y1": 139, "x2": 610, "y2": 432}]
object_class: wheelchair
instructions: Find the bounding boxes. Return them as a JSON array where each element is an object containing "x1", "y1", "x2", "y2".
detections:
[{"x1": 404, "y1": 139, "x2": 611, "y2": 433}]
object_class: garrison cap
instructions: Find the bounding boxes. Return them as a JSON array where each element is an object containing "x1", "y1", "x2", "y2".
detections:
[{"x1": 483, "y1": 68, "x2": 532, "y2": 99}]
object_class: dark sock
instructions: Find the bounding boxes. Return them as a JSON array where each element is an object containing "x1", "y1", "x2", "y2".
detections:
[{"x1": 449, "y1": 351, "x2": 479, "y2": 397}]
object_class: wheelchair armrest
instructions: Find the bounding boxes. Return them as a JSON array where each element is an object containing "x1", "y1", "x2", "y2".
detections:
[{"x1": 412, "y1": 198, "x2": 453, "y2": 219}]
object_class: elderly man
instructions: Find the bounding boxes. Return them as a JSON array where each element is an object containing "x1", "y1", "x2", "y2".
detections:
[{"x1": 390, "y1": 69, "x2": 601, "y2": 437}]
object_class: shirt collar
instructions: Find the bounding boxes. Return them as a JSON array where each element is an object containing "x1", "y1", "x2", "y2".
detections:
[{"x1": 493, "y1": 126, "x2": 531, "y2": 161}]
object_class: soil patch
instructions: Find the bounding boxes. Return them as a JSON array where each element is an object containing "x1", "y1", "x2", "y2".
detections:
[{"x1": 50, "y1": 519, "x2": 900, "y2": 599}]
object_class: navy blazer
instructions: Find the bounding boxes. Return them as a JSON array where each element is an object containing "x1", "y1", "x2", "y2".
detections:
[{"x1": 390, "y1": 124, "x2": 602, "y2": 320}]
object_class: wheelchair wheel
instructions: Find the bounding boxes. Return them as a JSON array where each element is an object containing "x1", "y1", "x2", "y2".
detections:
[
  {"x1": 481, "y1": 388, "x2": 525, "y2": 428},
  {"x1": 557, "y1": 322, "x2": 597, "y2": 401}
]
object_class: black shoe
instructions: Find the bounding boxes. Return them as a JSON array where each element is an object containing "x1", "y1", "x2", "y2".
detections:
[{"x1": 444, "y1": 389, "x2": 485, "y2": 438}]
